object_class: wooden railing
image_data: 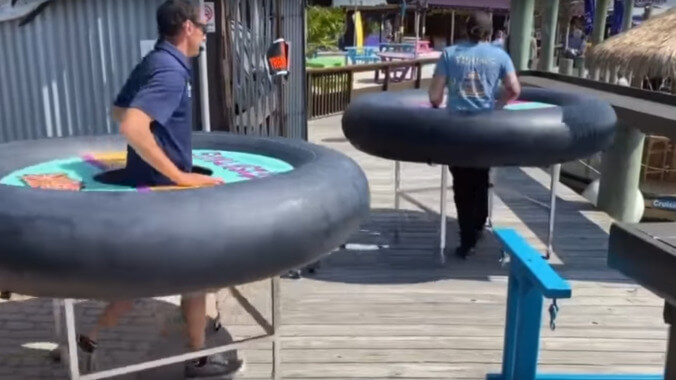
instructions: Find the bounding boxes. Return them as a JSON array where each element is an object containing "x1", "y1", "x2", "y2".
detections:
[{"x1": 307, "y1": 57, "x2": 438, "y2": 119}]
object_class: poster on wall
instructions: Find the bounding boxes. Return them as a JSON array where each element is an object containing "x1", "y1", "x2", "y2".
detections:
[
  {"x1": 203, "y1": 1, "x2": 215, "y2": 33},
  {"x1": 140, "y1": 40, "x2": 156, "y2": 58}
]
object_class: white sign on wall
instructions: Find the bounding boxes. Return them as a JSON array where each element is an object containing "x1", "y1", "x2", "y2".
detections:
[
  {"x1": 203, "y1": 2, "x2": 215, "y2": 33},
  {"x1": 140, "y1": 40, "x2": 156, "y2": 58}
]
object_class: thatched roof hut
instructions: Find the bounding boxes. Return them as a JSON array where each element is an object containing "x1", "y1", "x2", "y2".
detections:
[{"x1": 587, "y1": 6, "x2": 676, "y2": 80}]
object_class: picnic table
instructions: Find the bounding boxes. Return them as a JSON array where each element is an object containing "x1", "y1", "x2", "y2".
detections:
[
  {"x1": 344, "y1": 46, "x2": 379, "y2": 65},
  {"x1": 375, "y1": 50, "x2": 441, "y2": 82}
]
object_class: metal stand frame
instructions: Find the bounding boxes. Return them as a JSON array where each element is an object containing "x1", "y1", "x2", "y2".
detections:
[
  {"x1": 394, "y1": 162, "x2": 450, "y2": 264},
  {"x1": 393, "y1": 162, "x2": 562, "y2": 262},
  {"x1": 52, "y1": 277, "x2": 281, "y2": 380}
]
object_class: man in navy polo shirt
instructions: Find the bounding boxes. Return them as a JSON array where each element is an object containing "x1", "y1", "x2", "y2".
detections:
[
  {"x1": 113, "y1": 7, "x2": 219, "y2": 188},
  {"x1": 75, "y1": 1, "x2": 242, "y2": 378}
]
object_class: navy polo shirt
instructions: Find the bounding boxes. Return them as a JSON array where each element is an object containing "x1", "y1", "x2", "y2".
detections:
[{"x1": 114, "y1": 40, "x2": 193, "y2": 186}]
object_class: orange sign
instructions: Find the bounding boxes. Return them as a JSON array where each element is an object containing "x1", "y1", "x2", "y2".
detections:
[{"x1": 266, "y1": 39, "x2": 289, "y2": 76}]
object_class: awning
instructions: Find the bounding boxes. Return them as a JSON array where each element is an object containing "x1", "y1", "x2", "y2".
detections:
[
  {"x1": 0, "y1": 0, "x2": 50, "y2": 23},
  {"x1": 427, "y1": 0, "x2": 510, "y2": 10}
]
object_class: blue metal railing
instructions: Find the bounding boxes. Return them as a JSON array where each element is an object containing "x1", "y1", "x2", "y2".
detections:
[{"x1": 488, "y1": 228, "x2": 663, "y2": 380}]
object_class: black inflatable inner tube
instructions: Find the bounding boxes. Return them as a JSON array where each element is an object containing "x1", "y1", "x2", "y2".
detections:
[
  {"x1": 0, "y1": 132, "x2": 370, "y2": 300},
  {"x1": 342, "y1": 88, "x2": 617, "y2": 167}
]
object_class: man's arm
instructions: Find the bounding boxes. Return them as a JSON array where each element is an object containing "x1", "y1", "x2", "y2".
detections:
[
  {"x1": 429, "y1": 53, "x2": 448, "y2": 108},
  {"x1": 111, "y1": 105, "x2": 126, "y2": 123},
  {"x1": 428, "y1": 75, "x2": 446, "y2": 108},
  {"x1": 116, "y1": 68, "x2": 220, "y2": 187},
  {"x1": 496, "y1": 54, "x2": 521, "y2": 109},
  {"x1": 118, "y1": 108, "x2": 186, "y2": 184},
  {"x1": 496, "y1": 72, "x2": 521, "y2": 109}
]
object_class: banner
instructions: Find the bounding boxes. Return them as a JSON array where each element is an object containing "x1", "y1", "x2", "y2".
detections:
[
  {"x1": 611, "y1": 0, "x2": 624, "y2": 34},
  {"x1": 584, "y1": 0, "x2": 596, "y2": 36},
  {"x1": 354, "y1": 11, "x2": 364, "y2": 48},
  {"x1": 203, "y1": 1, "x2": 215, "y2": 33}
]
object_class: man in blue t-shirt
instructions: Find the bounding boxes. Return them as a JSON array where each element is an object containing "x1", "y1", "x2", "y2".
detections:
[
  {"x1": 75, "y1": 1, "x2": 242, "y2": 378},
  {"x1": 428, "y1": 11, "x2": 521, "y2": 258}
]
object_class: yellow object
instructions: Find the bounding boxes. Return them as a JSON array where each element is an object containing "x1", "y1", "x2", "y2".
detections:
[
  {"x1": 89, "y1": 151, "x2": 127, "y2": 170},
  {"x1": 354, "y1": 11, "x2": 364, "y2": 48}
]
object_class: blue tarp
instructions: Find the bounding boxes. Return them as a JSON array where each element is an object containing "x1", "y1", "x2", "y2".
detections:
[
  {"x1": 611, "y1": 0, "x2": 624, "y2": 34},
  {"x1": 584, "y1": 0, "x2": 596, "y2": 35}
]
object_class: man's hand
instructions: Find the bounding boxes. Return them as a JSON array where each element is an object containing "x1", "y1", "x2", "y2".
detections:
[
  {"x1": 428, "y1": 75, "x2": 446, "y2": 108},
  {"x1": 499, "y1": 71, "x2": 521, "y2": 107},
  {"x1": 174, "y1": 173, "x2": 223, "y2": 187}
]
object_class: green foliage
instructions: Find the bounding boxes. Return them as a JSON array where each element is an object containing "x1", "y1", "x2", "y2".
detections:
[
  {"x1": 307, "y1": 6, "x2": 344, "y2": 56},
  {"x1": 365, "y1": 20, "x2": 380, "y2": 36}
]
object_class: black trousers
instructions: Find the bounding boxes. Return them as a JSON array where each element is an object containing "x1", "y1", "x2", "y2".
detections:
[{"x1": 450, "y1": 167, "x2": 490, "y2": 247}]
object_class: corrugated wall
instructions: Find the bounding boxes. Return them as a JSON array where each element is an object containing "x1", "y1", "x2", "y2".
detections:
[
  {"x1": 0, "y1": 0, "x2": 307, "y2": 142},
  {"x1": 0, "y1": 0, "x2": 164, "y2": 143},
  {"x1": 282, "y1": 0, "x2": 307, "y2": 140}
]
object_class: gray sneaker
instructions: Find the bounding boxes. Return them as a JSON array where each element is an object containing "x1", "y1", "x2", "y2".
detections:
[{"x1": 185, "y1": 354, "x2": 244, "y2": 379}]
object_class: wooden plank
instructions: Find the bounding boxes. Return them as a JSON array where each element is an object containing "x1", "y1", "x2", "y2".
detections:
[
  {"x1": 294, "y1": 114, "x2": 667, "y2": 378},
  {"x1": 173, "y1": 348, "x2": 666, "y2": 365}
]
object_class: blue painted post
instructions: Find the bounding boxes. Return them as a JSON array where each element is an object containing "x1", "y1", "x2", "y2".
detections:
[
  {"x1": 488, "y1": 229, "x2": 663, "y2": 380},
  {"x1": 536, "y1": 375, "x2": 663, "y2": 379},
  {"x1": 500, "y1": 274, "x2": 521, "y2": 380},
  {"x1": 513, "y1": 268, "x2": 544, "y2": 380}
]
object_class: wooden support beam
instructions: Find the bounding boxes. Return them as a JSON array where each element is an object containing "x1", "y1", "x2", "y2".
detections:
[
  {"x1": 508, "y1": 0, "x2": 536, "y2": 71},
  {"x1": 591, "y1": 0, "x2": 612, "y2": 45},
  {"x1": 622, "y1": 0, "x2": 635, "y2": 32},
  {"x1": 539, "y1": 0, "x2": 559, "y2": 73},
  {"x1": 598, "y1": 123, "x2": 646, "y2": 223}
]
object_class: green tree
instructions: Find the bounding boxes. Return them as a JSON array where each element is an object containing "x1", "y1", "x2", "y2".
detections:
[{"x1": 307, "y1": 6, "x2": 345, "y2": 56}]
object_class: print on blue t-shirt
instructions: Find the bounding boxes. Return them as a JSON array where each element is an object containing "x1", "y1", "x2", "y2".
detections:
[{"x1": 434, "y1": 42, "x2": 515, "y2": 113}]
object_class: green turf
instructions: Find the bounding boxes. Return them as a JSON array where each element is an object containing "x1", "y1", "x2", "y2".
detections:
[{"x1": 307, "y1": 56, "x2": 345, "y2": 68}]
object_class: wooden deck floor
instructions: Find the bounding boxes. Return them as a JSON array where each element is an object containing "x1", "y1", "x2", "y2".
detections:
[
  {"x1": 0, "y1": 114, "x2": 669, "y2": 379},
  {"x1": 256, "y1": 115, "x2": 667, "y2": 378}
]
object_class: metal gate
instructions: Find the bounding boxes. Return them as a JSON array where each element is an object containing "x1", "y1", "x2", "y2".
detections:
[
  {"x1": 220, "y1": 0, "x2": 306, "y2": 139},
  {"x1": 0, "y1": 0, "x2": 164, "y2": 143}
]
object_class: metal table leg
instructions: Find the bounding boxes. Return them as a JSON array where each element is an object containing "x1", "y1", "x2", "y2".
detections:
[
  {"x1": 666, "y1": 325, "x2": 676, "y2": 379},
  {"x1": 439, "y1": 165, "x2": 448, "y2": 264},
  {"x1": 665, "y1": 302, "x2": 675, "y2": 379},
  {"x1": 53, "y1": 282, "x2": 281, "y2": 380},
  {"x1": 488, "y1": 168, "x2": 496, "y2": 228},
  {"x1": 64, "y1": 299, "x2": 82, "y2": 380},
  {"x1": 271, "y1": 276, "x2": 281, "y2": 380},
  {"x1": 50, "y1": 299, "x2": 67, "y2": 363},
  {"x1": 394, "y1": 161, "x2": 401, "y2": 211},
  {"x1": 547, "y1": 164, "x2": 561, "y2": 259},
  {"x1": 394, "y1": 161, "x2": 401, "y2": 242},
  {"x1": 53, "y1": 299, "x2": 63, "y2": 344}
]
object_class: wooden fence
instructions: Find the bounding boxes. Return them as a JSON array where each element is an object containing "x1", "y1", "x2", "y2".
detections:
[{"x1": 306, "y1": 58, "x2": 438, "y2": 120}]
